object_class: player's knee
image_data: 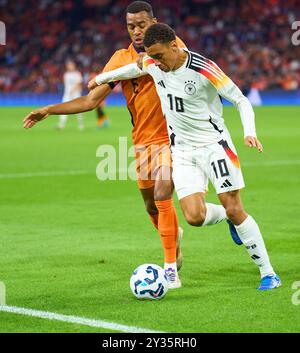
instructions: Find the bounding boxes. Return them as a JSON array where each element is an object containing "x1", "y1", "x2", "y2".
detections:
[
  {"x1": 226, "y1": 204, "x2": 244, "y2": 221},
  {"x1": 154, "y1": 188, "x2": 172, "y2": 201},
  {"x1": 184, "y1": 210, "x2": 206, "y2": 227},
  {"x1": 154, "y1": 181, "x2": 173, "y2": 201}
]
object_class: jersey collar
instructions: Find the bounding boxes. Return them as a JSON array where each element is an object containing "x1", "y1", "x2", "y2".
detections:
[
  {"x1": 184, "y1": 49, "x2": 192, "y2": 68},
  {"x1": 133, "y1": 43, "x2": 145, "y2": 53}
]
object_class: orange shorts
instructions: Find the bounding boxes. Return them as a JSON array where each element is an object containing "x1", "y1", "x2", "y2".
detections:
[{"x1": 135, "y1": 144, "x2": 172, "y2": 189}]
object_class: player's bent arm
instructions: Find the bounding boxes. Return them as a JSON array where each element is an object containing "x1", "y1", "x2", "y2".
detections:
[
  {"x1": 94, "y1": 63, "x2": 147, "y2": 86},
  {"x1": 48, "y1": 84, "x2": 112, "y2": 114},
  {"x1": 217, "y1": 82, "x2": 264, "y2": 151},
  {"x1": 218, "y1": 84, "x2": 264, "y2": 152},
  {"x1": 221, "y1": 83, "x2": 256, "y2": 137},
  {"x1": 205, "y1": 76, "x2": 256, "y2": 137},
  {"x1": 200, "y1": 59, "x2": 257, "y2": 138},
  {"x1": 23, "y1": 84, "x2": 112, "y2": 129},
  {"x1": 200, "y1": 58, "x2": 263, "y2": 152}
]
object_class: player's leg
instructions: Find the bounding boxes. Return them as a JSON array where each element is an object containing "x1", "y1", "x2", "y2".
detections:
[
  {"x1": 70, "y1": 93, "x2": 84, "y2": 130},
  {"x1": 218, "y1": 190, "x2": 281, "y2": 290},
  {"x1": 139, "y1": 186, "x2": 159, "y2": 230},
  {"x1": 58, "y1": 95, "x2": 69, "y2": 129},
  {"x1": 154, "y1": 164, "x2": 182, "y2": 288},
  {"x1": 77, "y1": 113, "x2": 84, "y2": 130},
  {"x1": 139, "y1": 183, "x2": 182, "y2": 289},
  {"x1": 172, "y1": 146, "x2": 227, "y2": 228},
  {"x1": 136, "y1": 144, "x2": 159, "y2": 228},
  {"x1": 179, "y1": 192, "x2": 226, "y2": 227},
  {"x1": 137, "y1": 144, "x2": 182, "y2": 288},
  {"x1": 96, "y1": 105, "x2": 109, "y2": 128},
  {"x1": 58, "y1": 115, "x2": 67, "y2": 129},
  {"x1": 206, "y1": 136, "x2": 280, "y2": 289}
]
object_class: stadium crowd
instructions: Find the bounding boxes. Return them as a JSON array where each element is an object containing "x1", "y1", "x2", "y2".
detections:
[{"x1": 0, "y1": 0, "x2": 299, "y2": 93}]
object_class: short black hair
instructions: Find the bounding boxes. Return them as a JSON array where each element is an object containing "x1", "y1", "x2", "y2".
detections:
[
  {"x1": 126, "y1": 1, "x2": 154, "y2": 18},
  {"x1": 144, "y1": 23, "x2": 176, "y2": 48}
]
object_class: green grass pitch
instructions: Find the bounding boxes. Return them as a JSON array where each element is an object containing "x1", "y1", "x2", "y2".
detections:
[{"x1": 0, "y1": 105, "x2": 299, "y2": 333}]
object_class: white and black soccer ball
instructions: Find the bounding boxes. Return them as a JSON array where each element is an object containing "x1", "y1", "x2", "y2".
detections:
[{"x1": 130, "y1": 264, "x2": 168, "y2": 300}]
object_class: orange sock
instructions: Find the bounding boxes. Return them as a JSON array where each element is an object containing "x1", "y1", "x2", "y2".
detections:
[
  {"x1": 155, "y1": 199, "x2": 178, "y2": 263},
  {"x1": 149, "y1": 213, "x2": 159, "y2": 230}
]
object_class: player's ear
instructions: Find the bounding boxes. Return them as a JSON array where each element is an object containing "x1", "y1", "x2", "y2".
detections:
[
  {"x1": 170, "y1": 40, "x2": 178, "y2": 51},
  {"x1": 152, "y1": 17, "x2": 157, "y2": 24}
]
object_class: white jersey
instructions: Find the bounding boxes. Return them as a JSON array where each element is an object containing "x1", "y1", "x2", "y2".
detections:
[
  {"x1": 63, "y1": 70, "x2": 82, "y2": 97},
  {"x1": 95, "y1": 49, "x2": 256, "y2": 148},
  {"x1": 142, "y1": 50, "x2": 256, "y2": 147}
]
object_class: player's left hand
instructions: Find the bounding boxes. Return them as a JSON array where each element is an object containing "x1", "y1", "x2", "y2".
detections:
[
  {"x1": 88, "y1": 78, "x2": 98, "y2": 91},
  {"x1": 244, "y1": 136, "x2": 263, "y2": 152},
  {"x1": 23, "y1": 107, "x2": 49, "y2": 129}
]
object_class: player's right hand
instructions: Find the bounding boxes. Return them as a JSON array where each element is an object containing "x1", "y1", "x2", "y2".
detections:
[
  {"x1": 244, "y1": 136, "x2": 263, "y2": 153},
  {"x1": 88, "y1": 78, "x2": 98, "y2": 91},
  {"x1": 23, "y1": 107, "x2": 50, "y2": 129},
  {"x1": 136, "y1": 52, "x2": 146, "y2": 69}
]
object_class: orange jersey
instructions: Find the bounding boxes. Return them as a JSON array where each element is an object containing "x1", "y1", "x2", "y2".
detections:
[{"x1": 103, "y1": 37, "x2": 186, "y2": 147}]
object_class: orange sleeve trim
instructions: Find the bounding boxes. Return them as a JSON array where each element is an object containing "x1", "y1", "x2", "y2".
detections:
[{"x1": 143, "y1": 57, "x2": 155, "y2": 68}]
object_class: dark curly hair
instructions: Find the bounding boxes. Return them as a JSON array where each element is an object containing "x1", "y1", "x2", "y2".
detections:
[
  {"x1": 144, "y1": 23, "x2": 176, "y2": 48},
  {"x1": 126, "y1": 1, "x2": 154, "y2": 18}
]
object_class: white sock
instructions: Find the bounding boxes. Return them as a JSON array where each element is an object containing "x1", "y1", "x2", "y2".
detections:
[
  {"x1": 203, "y1": 203, "x2": 227, "y2": 226},
  {"x1": 59, "y1": 115, "x2": 67, "y2": 128},
  {"x1": 164, "y1": 262, "x2": 177, "y2": 273},
  {"x1": 77, "y1": 114, "x2": 84, "y2": 130},
  {"x1": 235, "y1": 215, "x2": 275, "y2": 278}
]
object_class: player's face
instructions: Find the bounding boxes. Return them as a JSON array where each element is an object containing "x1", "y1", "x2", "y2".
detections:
[
  {"x1": 145, "y1": 41, "x2": 178, "y2": 72},
  {"x1": 66, "y1": 62, "x2": 76, "y2": 71},
  {"x1": 126, "y1": 11, "x2": 157, "y2": 49}
]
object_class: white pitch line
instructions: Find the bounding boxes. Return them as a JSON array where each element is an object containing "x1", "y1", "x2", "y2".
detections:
[
  {"x1": 0, "y1": 160, "x2": 299, "y2": 180},
  {"x1": 0, "y1": 305, "x2": 163, "y2": 333},
  {"x1": 0, "y1": 170, "x2": 90, "y2": 179}
]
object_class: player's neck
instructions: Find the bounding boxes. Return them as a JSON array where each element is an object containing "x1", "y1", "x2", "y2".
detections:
[{"x1": 172, "y1": 49, "x2": 188, "y2": 71}]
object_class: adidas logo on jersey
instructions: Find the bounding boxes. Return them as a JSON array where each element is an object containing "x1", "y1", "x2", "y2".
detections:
[
  {"x1": 158, "y1": 80, "x2": 166, "y2": 88},
  {"x1": 220, "y1": 179, "x2": 232, "y2": 189}
]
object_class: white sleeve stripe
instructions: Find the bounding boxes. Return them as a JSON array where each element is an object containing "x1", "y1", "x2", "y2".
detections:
[
  {"x1": 191, "y1": 62, "x2": 225, "y2": 81},
  {"x1": 191, "y1": 59, "x2": 225, "y2": 80},
  {"x1": 191, "y1": 58, "x2": 225, "y2": 77}
]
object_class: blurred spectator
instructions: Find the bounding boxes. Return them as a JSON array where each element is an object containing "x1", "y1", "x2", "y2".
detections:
[{"x1": 0, "y1": 0, "x2": 299, "y2": 93}]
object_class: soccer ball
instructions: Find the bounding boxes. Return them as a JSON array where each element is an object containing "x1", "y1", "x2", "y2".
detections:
[{"x1": 130, "y1": 264, "x2": 168, "y2": 300}]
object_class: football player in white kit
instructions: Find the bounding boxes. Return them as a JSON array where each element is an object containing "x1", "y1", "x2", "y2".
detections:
[
  {"x1": 89, "y1": 23, "x2": 281, "y2": 291},
  {"x1": 58, "y1": 60, "x2": 84, "y2": 130}
]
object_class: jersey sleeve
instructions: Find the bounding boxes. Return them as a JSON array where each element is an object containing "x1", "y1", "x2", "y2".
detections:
[
  {"x1": 102, "y1": 51, "x2": 127, "y2": 89},
  {"x1": 141, "y1": 55, "x2": 155, "y2": 73},
  {"x1": 200, "y1": 59, "x2": 256, "y2": 137},
  {"x1": 95, "y1": 57, "x2": 150, "y2": 86},
  {"x1": 95, "y1": 63, "x2": 146, "y2": 85}
]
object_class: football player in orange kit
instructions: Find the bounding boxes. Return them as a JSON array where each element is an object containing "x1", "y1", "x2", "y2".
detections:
[{"x1": 23, "y1": 1, "x2": 185, "y2": 288}]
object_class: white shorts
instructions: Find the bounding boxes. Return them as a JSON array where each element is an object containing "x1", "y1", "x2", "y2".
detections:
[{"x1": 171, "y1": 134, "x2": 245, "y2": 200}]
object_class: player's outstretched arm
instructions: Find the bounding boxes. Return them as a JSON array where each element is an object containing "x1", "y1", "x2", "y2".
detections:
[
  {"x1": 88, "y1": 62, "x2": 147, "y2": 90},
  {"x1": 23, "y1": 84, "x2": 112, "y2": 129},
  {"x1": 88, "y1": 54, "x2": 147, "y2": 91}
]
